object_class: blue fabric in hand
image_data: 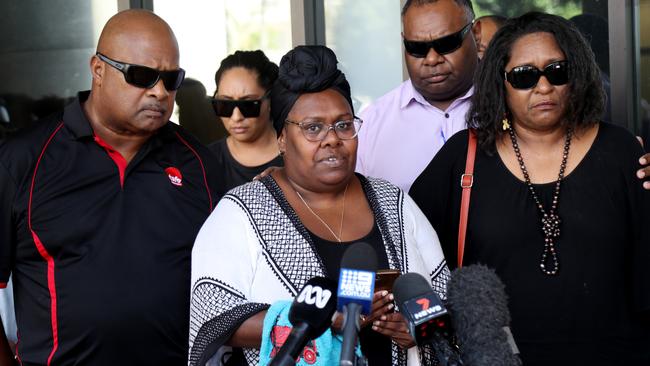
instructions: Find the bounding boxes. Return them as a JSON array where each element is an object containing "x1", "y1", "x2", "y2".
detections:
[{"x1": 259, "y1": 300, "x2": 360, "y2": 365}]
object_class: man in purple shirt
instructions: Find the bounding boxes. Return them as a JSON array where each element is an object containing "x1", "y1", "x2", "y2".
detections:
[{"x1": 356, "y1": 0, "x2": 480, "y2": 192}]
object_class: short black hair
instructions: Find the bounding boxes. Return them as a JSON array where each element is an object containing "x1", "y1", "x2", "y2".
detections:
[
  {"x1": 468, "y1": 12, "x2": 605, "y2": 152},
  {"x1": 402, "y1": 0, "x2": 475, "y2": 20},
  {"x1": 214, "y1": 50, "x2": 279, "y2": 93}
]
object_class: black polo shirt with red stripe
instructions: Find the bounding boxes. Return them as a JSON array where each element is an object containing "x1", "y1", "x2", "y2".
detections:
[{"x1": 0, "y1": 91, "x2": 222, "y2": 365}]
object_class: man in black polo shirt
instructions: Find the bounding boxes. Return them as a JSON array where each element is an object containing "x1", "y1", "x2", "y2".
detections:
[{"x1": 0, "y1": 10, "x2": 222, "y2": 365}]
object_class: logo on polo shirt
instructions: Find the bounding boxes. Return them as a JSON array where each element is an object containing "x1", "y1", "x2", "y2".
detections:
[{"x1": 165, "y1": 167, "x2": 183, "y2": 187}]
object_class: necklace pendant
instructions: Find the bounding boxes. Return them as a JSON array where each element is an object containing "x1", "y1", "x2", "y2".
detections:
[
  {"x1": 541, "y1": 213, "x2": 561, "y2": 238},
  {"x1": 540, "y1": 239, "x2": 560, "y2": 275}
]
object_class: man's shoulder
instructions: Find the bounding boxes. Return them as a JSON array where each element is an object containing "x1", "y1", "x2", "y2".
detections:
[
  {"x1": 1, "y1": 112, "x2": 65, "y2": 149},
  {"x1": 360, "y1": 80, "x2": 412, "y2": 118},
  {"x1": 0, "y1": 113, "x2": 65, "y2": 179},
  {"x1": 164, "y1": 122, "x2": 225, "y2": 199},
  {"x1": 164, "y1": 122, "x2": 216, "y2": 159}
]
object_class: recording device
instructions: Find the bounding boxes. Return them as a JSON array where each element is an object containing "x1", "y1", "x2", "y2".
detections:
[
  {"x1": 392, "y1": 272, "x2": 462, "y2": 366},
  {"x1": 269, "y1": 276, "x2": 338, "y2": 366},
  {"x1": 375, "y1": 269, "x2": 401, "y2": 293},
  {"x1": 337, "y1": 242, "x2": 378, "y2": 366},
  {"x1": 446, "y1": 265, "x2": 522, "y2": 366}
]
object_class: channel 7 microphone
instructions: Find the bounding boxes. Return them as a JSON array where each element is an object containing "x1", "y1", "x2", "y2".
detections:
[
  {"x1": 337, "y1": 242, "x2": 378, "y2": 366},
  {"x1": 446, "y1": 265, "x2": 522, "y2": 366},
  {"x1": 269, "y1": 276, "x2": 338, "y2": 366},
  {"x1": 392, "y1": 272, "x2": 462, "y2": 366}
]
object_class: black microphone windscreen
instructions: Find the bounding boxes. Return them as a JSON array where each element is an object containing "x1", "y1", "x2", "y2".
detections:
[
  {"x1": 446, "y1": 264, "x2": 522, "y2": 366},
  {"x1": 289, "y1": 276, "x2": 338, "y2": 339},
  {"x1": 446, "y1": 265, "x2": 510, "y2": 334},
  {"x1": 392, "y1": 272, "x2": 432, "y2": 307},
  {"x1": 340, "y1": 242, "x2": 378, "y2": 272}
]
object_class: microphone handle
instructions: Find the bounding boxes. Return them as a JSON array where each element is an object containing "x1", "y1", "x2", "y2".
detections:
[
  {"x1": 340, "y1": 303, "x2": 362, "y2": 366},
  {"x1": 269, "y1": 322, "x2": 310, "y2": 366}
]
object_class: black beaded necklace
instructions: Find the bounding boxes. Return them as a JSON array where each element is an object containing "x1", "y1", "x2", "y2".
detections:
[{"x1": 507, "y1": 126, "x2": 573, "y2": 276}]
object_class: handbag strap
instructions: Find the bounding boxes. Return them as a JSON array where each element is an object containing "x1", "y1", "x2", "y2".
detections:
[{"x1": 457, "y1": 128, "x2": 477, "y2": 268}]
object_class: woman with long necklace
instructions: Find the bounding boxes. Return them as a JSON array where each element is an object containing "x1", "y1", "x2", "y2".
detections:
[
  {"x1": 189, "y1": 45, "x2": 449, "y2": 365},
  {"x1": 410, "y1": 12, "x2": 650, "y2": 365}
]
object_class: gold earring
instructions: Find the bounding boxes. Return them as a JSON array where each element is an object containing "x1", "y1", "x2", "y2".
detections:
[{"x1": 502, "y1": 116, "x2": 510, "y2": 131}]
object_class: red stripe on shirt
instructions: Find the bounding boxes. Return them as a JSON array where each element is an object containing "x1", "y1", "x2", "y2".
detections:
[
  {"x1": 93, "y1": 135, "x2": 128, "y2": 188},
  {"x1": 28, "y1": 122, "x2": 64, "y2": 366}
]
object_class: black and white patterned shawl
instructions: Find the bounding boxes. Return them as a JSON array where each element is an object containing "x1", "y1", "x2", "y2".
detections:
[{"x1": 189, "y1": 175, "x2": 450, "y2": 365}]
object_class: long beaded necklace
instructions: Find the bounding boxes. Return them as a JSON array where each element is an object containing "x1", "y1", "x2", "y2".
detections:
[
  {"x1": 507, "y1": 126, "x2": 573, "y2": 275},
  {"x1": 293, "y1": 181, "x2": 349, "y2": 243}
]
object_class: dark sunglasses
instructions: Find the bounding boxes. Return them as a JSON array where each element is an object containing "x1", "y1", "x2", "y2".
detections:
[
  {"x1": 96, "y1": 52, "x2": 186, "y2": 91},
  {"x1": 505, "y1": 61, "x2": 569, "y2": 90},
  {"x1": 211, "y1": 93, "x2": 269, "y2": 118},
  {"x1": 403, "y1": 22, "x2": 473, "y2": 58}
]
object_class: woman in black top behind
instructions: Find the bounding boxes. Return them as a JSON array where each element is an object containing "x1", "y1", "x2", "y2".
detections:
[
  {"x1": 209, "y1": 50, "x2": 283, "y2": 191},
  {"x1": 410, "y1": 12, "x2": 650, "y2": 366}
]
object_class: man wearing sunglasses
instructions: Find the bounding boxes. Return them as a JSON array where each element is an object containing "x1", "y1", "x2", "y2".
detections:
[
  {"x1": 356, "y1": 0, "x2": 481, "y2": 192},
  {"x1": 0, "y1": 10, "x2": 221, "y2": 366}
]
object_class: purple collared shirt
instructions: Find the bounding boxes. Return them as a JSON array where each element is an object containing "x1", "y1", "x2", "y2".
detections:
[{"x1": 356, "y1": 79, "x2": 472, "y2": 192}]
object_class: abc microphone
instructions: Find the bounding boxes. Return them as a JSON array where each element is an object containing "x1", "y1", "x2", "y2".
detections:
[
  {"x1": 446, "y1": 265, "x2": 522, "y2": 366},
  {"x1": 337, "y1": 242, "x2": 378, "y2": 366},
  {"x1": 393, "y1": 272, "x2": 462, "y2": 366},
  {"x1": 269, "y1": 277, "x2": 338, "y2": 366}
]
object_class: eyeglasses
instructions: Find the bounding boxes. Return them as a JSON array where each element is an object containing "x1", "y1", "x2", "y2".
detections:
[
  {"x1": 211, "y1": 93, "x2": 269, "y2": 118},
  {"x1": 403, "y1": 22, "x2": 473, "y2": 58},
  {"x1": 95, "y1": 52, "x2": 186, "y2": 91},
  {"x1": 285, "y1": 117, "x2": 363, "y2": 142},
  {"x1": 504, "y1": 61, "x2": 569, "y2": 90}
]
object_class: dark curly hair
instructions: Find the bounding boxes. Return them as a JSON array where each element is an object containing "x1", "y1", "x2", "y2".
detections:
[
  {"x1": 214, "y1": 50, "x2": 279, "y2": 94},
  {"x1": 468, "y1": 12, "x2": 605, "y2": 152}
]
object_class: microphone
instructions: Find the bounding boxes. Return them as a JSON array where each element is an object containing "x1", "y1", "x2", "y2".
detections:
[
  {"x1": 446, "y1": 264, "x2": 522, "y2": 366},
  {"x1": 392, "y1": 272, "x2": 462, "y2": 366},
  {"x1": 337, "y1": 242, "x2": 378, "y2": 366},
  {"x1": 269, "y1": 276, "x2": 338, "y2": 366}
]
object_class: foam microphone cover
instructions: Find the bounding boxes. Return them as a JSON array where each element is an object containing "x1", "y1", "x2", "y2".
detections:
[
  {"x1": 289, "y1": 276, "x2": 338, "y2": 339},
  {"x1": 446, "y1": 264, "x2": 522, "y2": 366}
]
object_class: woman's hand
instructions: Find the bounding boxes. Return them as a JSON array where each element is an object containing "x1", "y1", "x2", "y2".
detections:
[
  {"x1": 331, "y1": 311, "x2": 344, "y2": 333},
  {"x1": 637, "y1": 151, "x2": 650, "y2": 190},
  {"x1": 372, "y1": 312, "x2": 416, "y2": 349},
  {"x1": 253, "y1": 166, "x2": 280, "y2": 181},
  {"x1": 330, "y1": 291, "x2": 393, "y2": 332},
  {"x1": 361, "y1": 291, "x2": 394, "y2": 328}
]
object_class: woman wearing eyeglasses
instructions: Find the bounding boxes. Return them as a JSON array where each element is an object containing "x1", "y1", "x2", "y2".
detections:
[
  {"x1": 410, "y1": 12, "x2": 650, "y2": 366},
  {"x1": 208, "y1": 50, "x2": 284, "y2": 192},
  {"x1": 188, "y1": 45, "x2": 449, "y2": 366}
]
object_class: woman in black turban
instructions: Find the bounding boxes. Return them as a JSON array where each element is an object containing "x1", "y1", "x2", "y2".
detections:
[{"x1": 189, "y1": 45, "x2": 449, "y2": 366}]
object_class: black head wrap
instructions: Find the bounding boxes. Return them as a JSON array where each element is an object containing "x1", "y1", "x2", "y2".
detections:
[{"x1": 271, "y1": 45, "x2": 353, "y2": 135}]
